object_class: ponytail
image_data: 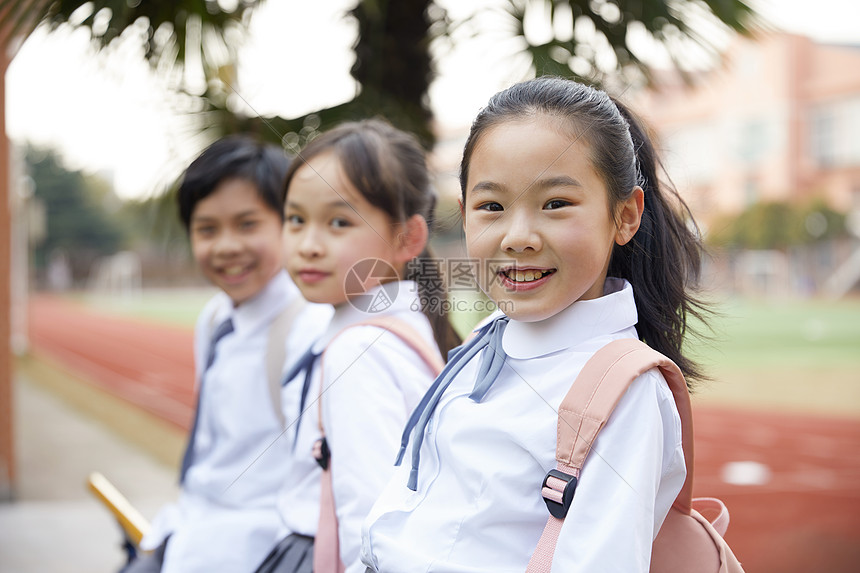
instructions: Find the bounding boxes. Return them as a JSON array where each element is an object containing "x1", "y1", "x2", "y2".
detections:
[
  {"x1": 407, "y1": 246, "x2": 462, "y2": 355},
  {"x1": 609, "y1": 100, "x2": 711, "y2": 384}
]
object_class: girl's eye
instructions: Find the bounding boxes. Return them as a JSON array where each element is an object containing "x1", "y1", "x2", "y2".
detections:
[
  {"x1": 285, "y1": 214, "x2": 303, "y2": 226},
  {"x1": 331, "y1": 217, "x2": 351, "y2": 229},
  {"x1": 544, "y1": 199, "x2": 571, "y2": 210},
  {"x1": 476, "y1": 202, "x2": 503, "y2": 212},
  {"x1": 239, "y1": 219, "x2": 259, "y2": 230}
]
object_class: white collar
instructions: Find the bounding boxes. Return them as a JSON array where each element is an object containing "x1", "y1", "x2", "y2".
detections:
[
  {"x1": 312, "y1": 280, "x2": 421, "y2": 352},
  {"x1": 501, "y1": 278, "x2": 638, "y2": 359},
  {"x1": 216, "y1": 270, "x2": 301, "y2": 336}
]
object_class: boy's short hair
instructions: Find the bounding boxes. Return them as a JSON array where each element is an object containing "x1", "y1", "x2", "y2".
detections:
[{"x1": 177, "y1": 135, "x2": 290, "y2": 230}]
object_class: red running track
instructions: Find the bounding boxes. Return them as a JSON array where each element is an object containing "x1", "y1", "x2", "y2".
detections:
[
  {"x1": 29, "y1": 295, "x2": 196, "y2": 430},
  {"x1": 27, "y1": 295, "x2": 860, "y2": 572}
]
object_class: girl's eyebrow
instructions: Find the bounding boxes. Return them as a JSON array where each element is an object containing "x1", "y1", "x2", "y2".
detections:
[
  {"x1": 535, "y1": 175, "x2": 582, "y2": 190},
  {"x1": 470, "y1": 175, "x2": 582, "y2": 196},
  {"x1": 469, "y1": 181, "x2": 503, "y2": 195},
  {"x1": 286, "y1": 199, "x2": 352, "y2": 210}
]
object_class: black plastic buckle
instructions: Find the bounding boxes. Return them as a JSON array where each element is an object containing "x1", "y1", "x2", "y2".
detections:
[
  {"x1": 542, "y1": 469, "x2": 577, "y2": 519},
  {"x1": 313, "y1": 437, "x2": 330, "y2": 470}
]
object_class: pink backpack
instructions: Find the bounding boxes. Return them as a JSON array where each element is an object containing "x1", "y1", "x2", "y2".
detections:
[
  {"x1": 313, "y1": 317, "x2": 445, "y2": 573},
  {"x1": 528, "y1": 338, "x2": 745, "y2": 573}
]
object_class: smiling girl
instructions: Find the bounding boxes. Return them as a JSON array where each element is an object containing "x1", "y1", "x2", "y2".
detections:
[
  {"x1": 257, "y1": 119, "x2": 459, "y2": 573},
  {"x1": 360, "y1": 77, "x2": 712, "y2": 572}
]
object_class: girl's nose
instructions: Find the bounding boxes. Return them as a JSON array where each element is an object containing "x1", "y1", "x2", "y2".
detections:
[
  {"x1": 500, "y1": 210, "x2": 541, "y2": 253},
  {"x1": 297, "y1": 227, "x2": 325, "y2": 259}
]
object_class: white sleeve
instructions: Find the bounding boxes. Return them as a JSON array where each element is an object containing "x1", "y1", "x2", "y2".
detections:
[
  {"x1": 550, "y1": 369, "x2": 685, "y2": 572},
  {"x1": 321, "y1": 328, "x2": 432, "y2": 573}
]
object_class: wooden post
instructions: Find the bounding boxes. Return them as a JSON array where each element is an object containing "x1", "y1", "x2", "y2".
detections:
[{"x1": 0, "y1": 21, "x2": 15, "y2": 501}]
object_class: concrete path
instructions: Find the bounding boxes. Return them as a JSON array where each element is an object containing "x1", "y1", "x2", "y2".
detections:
[{"x1": 0, "y1": 367, "x2": 179, "y2": 573}]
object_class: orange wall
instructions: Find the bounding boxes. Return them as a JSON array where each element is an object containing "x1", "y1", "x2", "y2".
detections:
[{"x1": 0, "y1": 23, "x2": 14, "y2": 500}]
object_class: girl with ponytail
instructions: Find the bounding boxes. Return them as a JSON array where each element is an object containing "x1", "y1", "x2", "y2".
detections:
[
  {"x1": 259, "y1": 118, "x2": 459, "y2": 573},
  {"x1": 362, "y1": 77, "x2": 713, "y2": 572}
]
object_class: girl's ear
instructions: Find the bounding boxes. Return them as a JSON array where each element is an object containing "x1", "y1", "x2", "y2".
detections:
[
  {"x1": 615, "y1": 186, "x2": 644, "y2": 246},
  {"x1": 394, "y1": 214, "x2": 430, "y2": 264}
]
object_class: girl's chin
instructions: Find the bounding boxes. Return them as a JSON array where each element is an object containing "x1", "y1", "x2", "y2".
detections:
[{"x1": 296, "y1": 286, "x2": 344, "y2": 307}]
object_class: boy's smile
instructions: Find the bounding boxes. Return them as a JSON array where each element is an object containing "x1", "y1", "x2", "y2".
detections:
[{"x1": 189, "y1": 178, "x2": 284, "y2": 305}]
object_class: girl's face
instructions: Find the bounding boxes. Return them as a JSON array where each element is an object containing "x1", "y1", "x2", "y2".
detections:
[
  {"x1": 463, "y1": 117, "x2": 641, "y2": 322},
  {"x1": 283, "y1": 151, "x2": 403, "y2": 306}
]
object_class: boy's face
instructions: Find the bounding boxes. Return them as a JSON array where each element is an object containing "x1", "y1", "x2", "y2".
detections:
[{"x1": 189, "y1": 178, "x2": 284, "y2": 306}]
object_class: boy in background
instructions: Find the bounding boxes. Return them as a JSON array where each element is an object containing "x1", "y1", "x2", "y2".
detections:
[{"x1": 123, "y1": 136, "x2": 331, "y2": 573}]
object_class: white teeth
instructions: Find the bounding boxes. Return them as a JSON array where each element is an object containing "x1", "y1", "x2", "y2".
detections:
[
  {"x1": 506, "y1": 269, "x2": 548, "y2": 282},
  {"x1": 223, "y1": 266, "x2": 245, "y2": 276}
]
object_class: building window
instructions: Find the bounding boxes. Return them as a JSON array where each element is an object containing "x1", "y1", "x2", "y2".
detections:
[
  {"x1": 737, "y1": 120, "x2": 767, "y2": 165},
  {"x1": 811, "y1": 109, "x2": 836, "y2": 168}
]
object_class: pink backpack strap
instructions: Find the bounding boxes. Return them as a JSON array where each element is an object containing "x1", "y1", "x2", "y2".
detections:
[
  {"x1": 314, "y1": 317, "x2": 444, "y2": 573},
  {"x1": 527, "y1": 338, "x2": 695, "y2": 572}
]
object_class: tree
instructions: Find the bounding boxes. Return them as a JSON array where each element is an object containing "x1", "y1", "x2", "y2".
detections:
[
  {"x1": 504, "y1": 0, "x2": 759, "y2": 86},
  {"x1": 2, "y1": 1, "x2": 758, "y2": 149},
  {"x1": 25, "y1": 146, "x2": 125, "y2": 283},
  {"x1": 707, "y1": 200, "x2": 848, "y2": 251},
  {"x1": 0, "y1": 1, "x2": 257, "y2": 68}
]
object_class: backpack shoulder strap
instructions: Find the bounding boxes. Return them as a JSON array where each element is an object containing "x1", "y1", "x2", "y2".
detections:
[
  {"x1": 265, "y1": 296, "x2": 308, "y2": 428},
  {"x1": 317, "y1": 316, "x2": 445, "y2": 434},
  {"x1": 558, "y1": 338, "x2": 694, "y2": 509},
  {"x1": 347, "y1": 316, "x2": 446, "y2": 374},
  {"x1": 312, "y1": 316, "x2": 444, "y2": 573},
  {"x1": 527, "y1": 338, "x2": 695, "y2": 572}
]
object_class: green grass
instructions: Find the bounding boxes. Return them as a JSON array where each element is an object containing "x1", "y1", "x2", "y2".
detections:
[
  {"x1": 69, "y1": 288, "x2": 860, "y2": 416},
  {"x1": 70, "y1": 288, "x2": 217, "y2": 329},
  {"x1": 688, "y1": 297, "x2": 860, "y2": 370},
  {"x1": 685, "y1": 296, "x2": 860, "y2": 416}
]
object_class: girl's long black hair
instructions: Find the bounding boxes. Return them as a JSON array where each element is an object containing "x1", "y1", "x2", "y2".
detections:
[{"x1": 460, "y1": 77, "x2": 710, "y2": 384}]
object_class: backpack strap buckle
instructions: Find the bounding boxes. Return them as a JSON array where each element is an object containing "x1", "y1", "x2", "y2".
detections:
[
  {"x1": 313, "y1": 437, "x2": 330, "y2": 470},
  {"x1": 541, "y1": 469, "x2": 577, "y2": 519}
]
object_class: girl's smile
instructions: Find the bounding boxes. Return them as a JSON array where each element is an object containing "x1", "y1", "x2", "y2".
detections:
[{"x1": 498, "y1": 266, "x2": 556, "y2": 291}]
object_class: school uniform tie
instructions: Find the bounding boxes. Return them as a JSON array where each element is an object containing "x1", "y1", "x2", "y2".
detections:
[
  {"x1": 395, "y1": 316, "x2": 510, "y2": 490},
  {"x1": 280, "y1": 343, "x2": 322, "y2": 446},
  {"x1": 179, "y1": 317, "x2": 234, "y2": 483}
]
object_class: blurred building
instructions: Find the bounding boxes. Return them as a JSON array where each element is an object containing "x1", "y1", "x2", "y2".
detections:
[{"x1": 633, "y1": 32, "x2": 860, "y2": 223}]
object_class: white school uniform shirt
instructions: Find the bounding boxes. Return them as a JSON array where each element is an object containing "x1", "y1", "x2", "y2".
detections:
[
  {"x1": 276, "y1": 281, "x2": 439, "y2": 573},
  {"x1": 142, "y1": 270, "x2": 332, "y2": 573},
  {"x1": 362, "y1": 278, "x2": 686, "y2": 573}
]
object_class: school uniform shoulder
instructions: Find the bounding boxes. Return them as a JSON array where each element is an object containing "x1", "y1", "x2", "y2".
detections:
[
  {"x1": 319, "y1": 281, "x2": 436, "y2": 372},
  {"x1": 195, "y1": 291, "x2": 231, "y2": 336}
]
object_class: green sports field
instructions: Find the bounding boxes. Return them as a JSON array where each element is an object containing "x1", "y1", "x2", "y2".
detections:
[
  {"x1": 68, "y1": 289, "x2": 860, "y2": 417},
  {"x1": 685, "y1": 296, "x2": 860, "y2": 417}
]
